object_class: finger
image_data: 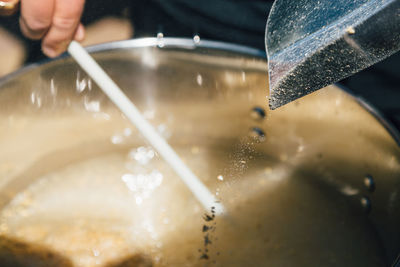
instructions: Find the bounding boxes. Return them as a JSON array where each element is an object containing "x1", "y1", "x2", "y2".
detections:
[
  {"x1": 19, "y1": 0, "x2": 55, "y2": 40},
  {"x1": 74, "y1": 23, "x2": 85, "y2": 42},
  {"x1": 42, "y1": 0, "x2": 85, "y2": 57}
]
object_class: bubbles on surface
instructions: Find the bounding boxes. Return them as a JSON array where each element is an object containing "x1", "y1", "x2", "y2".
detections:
[
  {"x1": 110, "y1": 128, "x2": 135, "y2": 145},
  {"x1": 128, "y1": 146, "x2": 155, "y2": 165},
  {"x1": 217, "y1": 175, "x2": 224, "y2": 181},
  {"x1": 121, "y1": 170, "x2": 163, "y2": 196},
  {"x1": 111, "y1": 135, "x2": 124, "y2": 144},
  {"x1": 121, "y1": 170, "x2": 163, "y2": 202}
]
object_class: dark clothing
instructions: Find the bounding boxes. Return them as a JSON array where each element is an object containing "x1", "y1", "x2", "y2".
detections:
[{"x1": 0, "y1": 0, "x2": 399, "y2": 129}]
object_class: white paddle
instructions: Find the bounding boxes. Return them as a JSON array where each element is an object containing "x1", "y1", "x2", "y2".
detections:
[{"x1": 68, "y1": 41, "x2": 224, "y2": 215}]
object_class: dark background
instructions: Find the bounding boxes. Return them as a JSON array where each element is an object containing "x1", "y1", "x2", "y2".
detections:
[{"x1": 1, "y1": 0, "x2": 399, "y2": 129}]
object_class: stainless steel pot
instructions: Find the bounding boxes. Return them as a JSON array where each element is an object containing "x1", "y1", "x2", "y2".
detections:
[{"x1": 0, "y1": 38, "x2": 399, "y2": 267}]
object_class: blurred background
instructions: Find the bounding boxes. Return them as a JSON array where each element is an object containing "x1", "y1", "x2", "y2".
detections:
[{"x1": 0, "y1": 0, "x2": 399, "y2": 128}]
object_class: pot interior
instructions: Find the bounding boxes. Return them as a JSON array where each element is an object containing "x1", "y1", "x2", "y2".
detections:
[{"x1": 0, "y1": 39, "x2": 399, "y2": 267}]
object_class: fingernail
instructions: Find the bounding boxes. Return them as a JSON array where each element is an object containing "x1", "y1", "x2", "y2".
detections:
[
  {"x1": 42, "y1": 46, "x2": 58, "y2": 58},
  {"x1": 74, "y1": 25, "x2": 85, "y2": 41}
]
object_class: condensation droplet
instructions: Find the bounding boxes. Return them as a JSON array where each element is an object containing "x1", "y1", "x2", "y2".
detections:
[
  {"x1": 249, "y1": 127, "x2": 266, "y2": 142},
  {"x1": 364, "y1": 175, "x2": 375, "y2": 192},
  {"x1": 193, "y1": 34, "x2": 200, "y2": 44},
  {"x1": 361, "y1": 196, "x2": 371, "y2": 213},
  {"x1": 250, "y1": 106, "x2": 266, "y2": 120},
  {"x1": 157, "y1": 32, "x2": 165, "y2": 48}
]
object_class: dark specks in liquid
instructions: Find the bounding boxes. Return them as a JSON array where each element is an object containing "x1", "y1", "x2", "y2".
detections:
[
  {"x1": 202, "y1": 225, "x2": 211, "y2": 232},
  {"x1": 199, "y1": 206, "x2": 218, "y2": 261},
  {"x1": 203, "y1": 214, "x2": 214, "y2": 222},
  {"x1": 204, "y1": 234, "x2": 212, "y2": 246},
  {"x1": 200, "y1": 254, "x2": 209, "y2": 260}
]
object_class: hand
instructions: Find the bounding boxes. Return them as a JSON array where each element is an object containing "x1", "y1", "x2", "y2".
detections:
[{"x1": 19, "y1": 0, "x2": 86, "y2": 57}]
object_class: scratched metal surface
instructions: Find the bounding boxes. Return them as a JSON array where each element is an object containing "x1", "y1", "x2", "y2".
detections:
[{"x1": 266, "y1": 0, "x2": 400, "y2": 109}]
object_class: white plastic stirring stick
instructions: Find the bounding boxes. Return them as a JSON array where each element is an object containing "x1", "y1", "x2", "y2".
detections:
[{"x1": 68, "y1": 41, "x2": 224, "y2": 215}]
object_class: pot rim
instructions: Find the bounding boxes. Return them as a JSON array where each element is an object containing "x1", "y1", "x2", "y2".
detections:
[{"x1": 0, "y1": 37, "x2": 399, "y2": 145}]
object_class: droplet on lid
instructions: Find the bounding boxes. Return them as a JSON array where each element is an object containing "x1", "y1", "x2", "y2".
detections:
[{"x1": 193, "y1": 34, "x2": 200, "y2": 44}]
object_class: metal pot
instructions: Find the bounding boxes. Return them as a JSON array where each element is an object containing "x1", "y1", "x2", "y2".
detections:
[{"x1": 0, "y1": 38, "x2": 398, "y2": 267}]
